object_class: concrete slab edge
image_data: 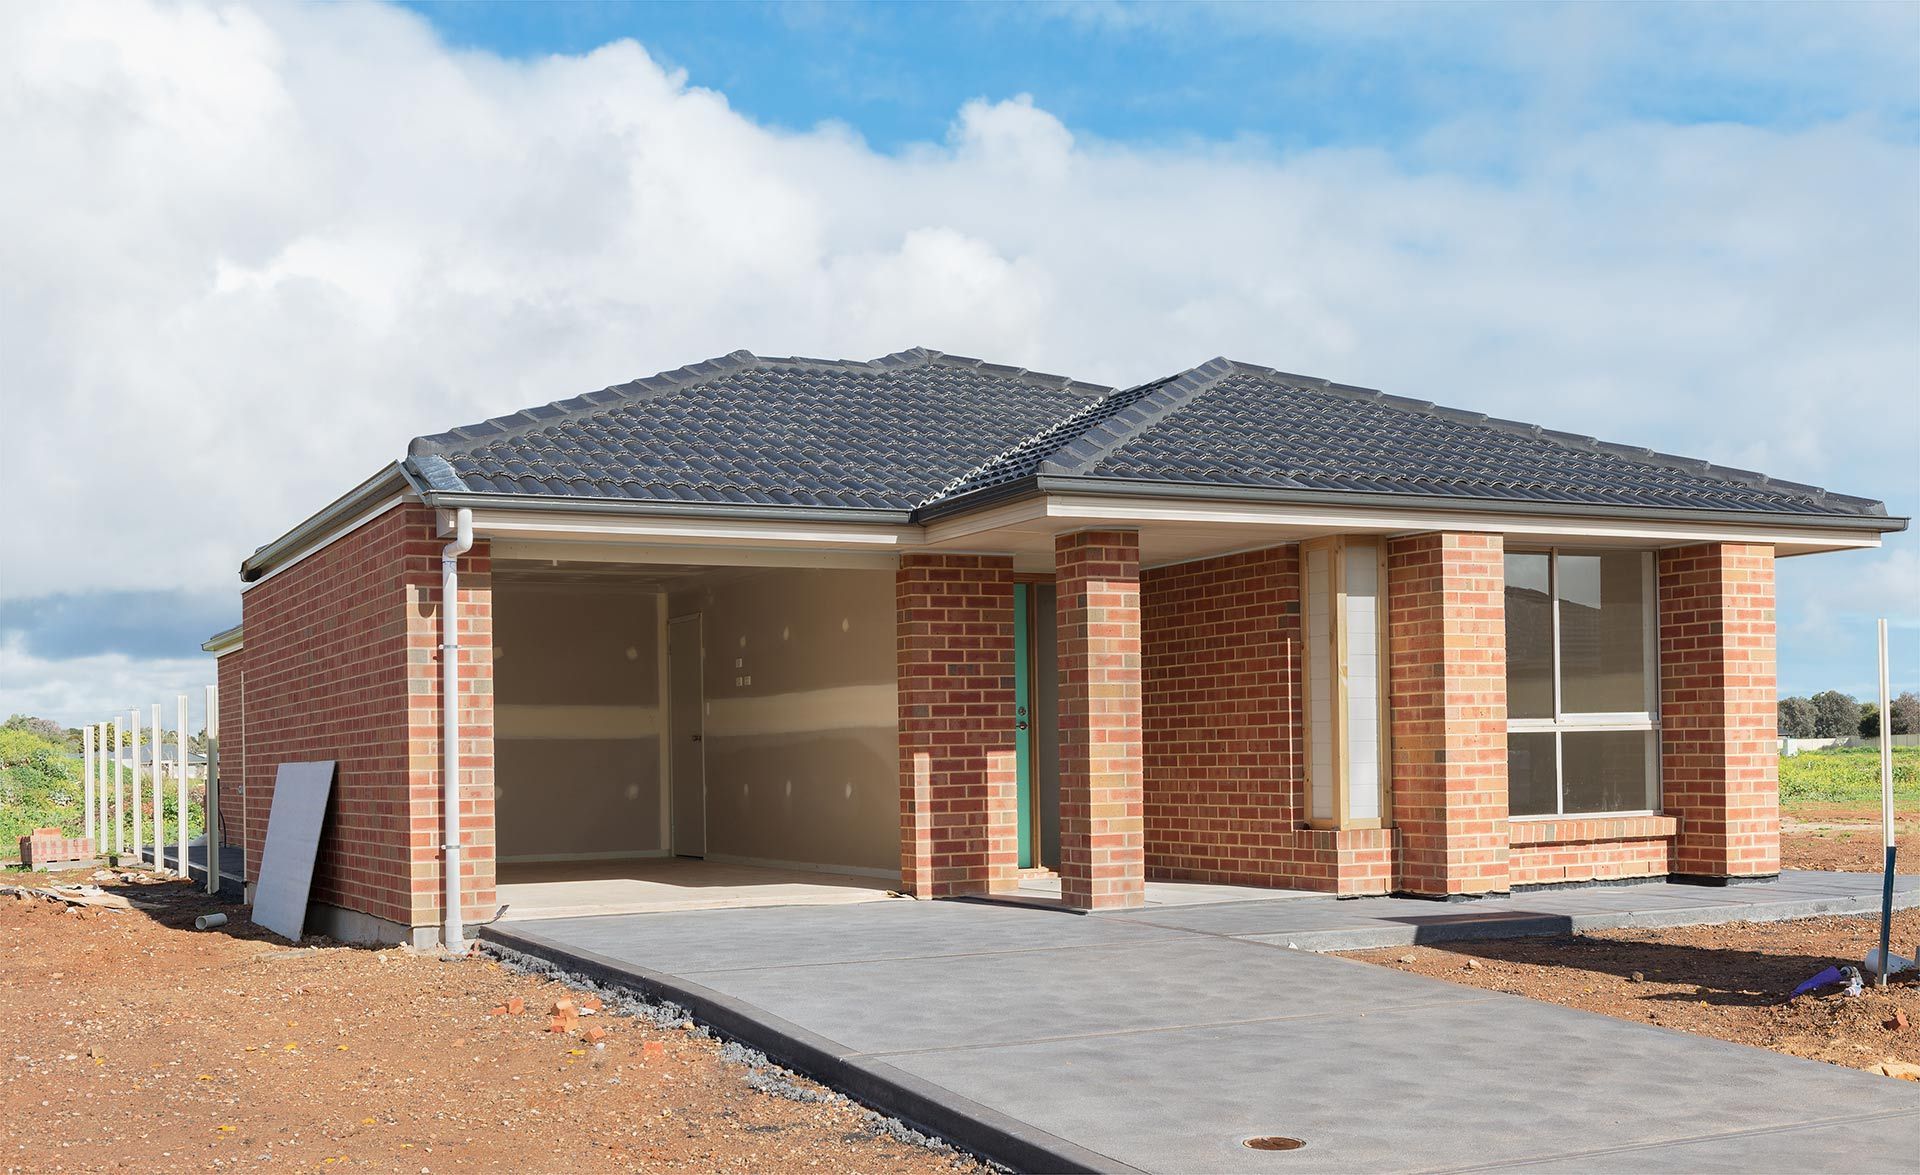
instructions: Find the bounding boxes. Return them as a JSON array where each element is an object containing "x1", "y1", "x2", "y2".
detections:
[
  {"x1": 480, "y1": 924, "x2": 1141, "y2": 1175},
  {"x1": 1278, "y1": 889, "x2": 1920, "y2": 953}
]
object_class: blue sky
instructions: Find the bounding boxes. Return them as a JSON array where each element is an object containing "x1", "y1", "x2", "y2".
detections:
[
  {"x1": 404, "y1": 2, "x2": 1920, "y2": 152},
  {"x1": 1, "y1": 0, "x2": 1915, "y2": 726}
]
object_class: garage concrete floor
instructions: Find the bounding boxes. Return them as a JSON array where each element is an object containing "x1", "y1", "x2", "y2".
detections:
[
  {"x1": 492, "y1": 858, "x2": 901, "y2": 921},
  {"x1": 487, "y1": 872, "x2": 1920, "y2": 1173}
]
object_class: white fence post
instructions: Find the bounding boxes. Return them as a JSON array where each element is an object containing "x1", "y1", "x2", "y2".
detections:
[
  {"x1": 129, "y1": 708, "x2": 142, "y2": 862},
  {"x1": 150, "y1": 704, "x2": 163, "y2": 870},
  {"x1": 82, "y1": 725, "x2": 96, "y2": 844},
  {"x1": 176, "y1": 695, "x2": 189, "y2": 879},
  {"x1": 101, "y1": 722, "x2": 112, "y2": 852},
  {"x1": 110, "y1": 717, "x2": 123, "y2": 856},
  {"x1": 205, "y1": 683, "x2": 220, "y2": 896}
]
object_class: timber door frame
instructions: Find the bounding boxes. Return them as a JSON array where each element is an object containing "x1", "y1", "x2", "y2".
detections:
[{"x1": 667, "y1": 613, "x2": 708, "y2": 858}]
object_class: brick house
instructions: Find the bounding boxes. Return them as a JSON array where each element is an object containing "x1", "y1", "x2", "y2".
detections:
[{"x1": 207, "y1": 350, "x2": 1902, "y2": 946}]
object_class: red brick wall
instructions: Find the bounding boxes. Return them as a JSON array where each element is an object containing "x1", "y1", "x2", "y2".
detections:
[
  {"x1": 238, "y1": 503, "x2": 494, "y2": 936},
  {"x1": 896, "y1": 553, "x2": 1018, "y2": 897},
  {"x1": 1509, "y1": 816, "x2": 1675, "y2": 886},
  {"x1": 1139, "y1": 545, "x2": 1392, "y2": 896},
  {"x1": 214, "y1": 648, "x2": 246, "y2": 861},
  {"x1": 1055, "y1": 530, "x2": 1145, "y2": 910},
  {"x1": 1143, "y1": 548, "x2": 1295, "y2": 883},
  {"x1": 1659, "y1": 542, "x2": 1779, "y2": 878},
  {"x1": 1388, "y1": 532, "x2": 1510, "y2": 896}
]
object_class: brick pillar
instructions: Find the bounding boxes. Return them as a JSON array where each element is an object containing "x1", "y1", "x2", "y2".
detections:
[
  {"x1": 1056, "y1": 530, "x2": 1145, "y2": 910},
  {"x1": 404, "y1": 519, "x2": 496, "y2": 933},
  {"x1": 1658, "y1": 543, "x2": 1779, "y2": 880},
  {"x1": 897, "y1": 553, "x2": 1019, "y2": 897},
  {"x1": 1388, "y1": 532, "x2": 1509, "y2": 897}
]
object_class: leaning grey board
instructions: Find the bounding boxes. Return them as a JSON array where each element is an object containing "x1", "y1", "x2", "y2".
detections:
[{"x1": 251, "y1": 761, "x2": 337, "y2": 942}]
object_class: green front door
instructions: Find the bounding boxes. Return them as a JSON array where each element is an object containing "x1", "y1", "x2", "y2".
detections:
[{"x1": 1013, "y1": 582, "x2": 1034, "y2": 869}]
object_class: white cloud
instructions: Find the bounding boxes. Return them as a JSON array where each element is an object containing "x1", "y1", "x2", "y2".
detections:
[
  {"x1": 0, "y1": 635, "x2": 211, "y2": 730},
  {"x1": 1, "y1": 0, "x2": 1915, "y2": 723}
]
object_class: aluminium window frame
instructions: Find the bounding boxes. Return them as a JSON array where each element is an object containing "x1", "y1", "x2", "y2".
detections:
[{"x1": 1505, "y1": 546, "x2": 1663, "y2": 821}]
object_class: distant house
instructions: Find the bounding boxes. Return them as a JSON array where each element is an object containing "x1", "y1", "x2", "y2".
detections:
[{"x1": 206, "y1": 349, "x2": 1904, "y2": 946}]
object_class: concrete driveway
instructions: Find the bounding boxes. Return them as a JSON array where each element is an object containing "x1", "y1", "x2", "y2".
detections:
[{"x1": 486, "y1": 888, "x2": 1920, "y2": 1173}]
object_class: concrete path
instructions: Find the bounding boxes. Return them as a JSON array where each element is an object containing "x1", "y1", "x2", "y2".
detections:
[{"x1": 484, "y1": 872, "x2": 1920, "y2": 1173}]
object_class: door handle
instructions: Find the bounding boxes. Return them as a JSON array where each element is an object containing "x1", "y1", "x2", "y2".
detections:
[{"x1": 690, "y1": 734, "x2": 702, "y2": 742}]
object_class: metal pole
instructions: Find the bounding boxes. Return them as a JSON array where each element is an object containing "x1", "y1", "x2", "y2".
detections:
[
  {"x1": 1876, "y1": 618, "x2": 1896, "y2": 986},
  {"x1": 110, "y1": 717, "x2": 123, "y2": 856},
  {"x1": 129, "y1": 708, "x2": 142, "y2": 863},
  {"x1": 151, "y1": 704, "x2": 163, "y2": 870},
  {"x1": 205, "y1": 683, "x2": 220, "y2": 896},
  {"x1": 176, "y1": 695, "x2": 189, "y2": 880},
  {"x1": 82, "y1": 726, "x2": 95, "y2": 845}
]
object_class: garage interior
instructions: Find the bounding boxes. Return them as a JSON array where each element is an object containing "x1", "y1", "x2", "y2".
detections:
[{"x1": 488, "y1": 555, "x2": 906, "y2": 920}]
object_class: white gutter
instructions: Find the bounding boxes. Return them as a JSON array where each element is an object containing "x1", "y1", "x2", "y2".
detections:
[{"x1": 440, "y1": 506, "x2": 474, "y2": 952}]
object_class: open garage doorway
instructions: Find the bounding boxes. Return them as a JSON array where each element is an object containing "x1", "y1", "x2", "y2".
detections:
[{"x1": 487, "y1": 555, "x2": 904, "y2": 921}]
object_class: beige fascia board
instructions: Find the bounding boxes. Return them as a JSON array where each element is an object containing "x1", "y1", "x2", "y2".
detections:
[
  {"x1": 464, "y1": 507, "x2": 922, "y2": 552},
  {"x1": 489, "y1": 538, "x2": 900, "y2": 571},
  {"x1": 200, "y1": 625, "x2": 244, "y2": 656},
  {"x1": 238, "y1": 463, "x2": 417, "y2": 583},
  {"x1": 1032, "y1": 492, "x2": 1890, "y2": 553}
]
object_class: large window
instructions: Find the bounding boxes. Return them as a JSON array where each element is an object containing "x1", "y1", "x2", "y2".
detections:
[{"x1": 1504, "y1": 549, "x2": 1660, "y2": 817}]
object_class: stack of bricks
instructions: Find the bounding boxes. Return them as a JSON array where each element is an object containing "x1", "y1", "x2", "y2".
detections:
[
  {"x1": 19, "y1": 827, "x2": 94, "y2": 869},
  {"x1": 1387, "y1": 532, "x2": 1510, "y2": 897},
  {"x1": 1055, "y1": 530, "x2": 1145, "y2": 910},
  {"x1": 1658, "y1": 542, "x2": 1779, "y2": 880},
  {"x1": 896, "y1": 552, "x2": 1019, "y2": 898}
]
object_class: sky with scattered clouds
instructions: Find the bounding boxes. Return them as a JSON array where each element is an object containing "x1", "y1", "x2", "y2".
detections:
[{"x1": 2, "y1": 0, "x2": 1916, "y2": 729}]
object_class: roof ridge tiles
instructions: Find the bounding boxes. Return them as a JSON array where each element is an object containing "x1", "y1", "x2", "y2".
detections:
[{"x1": 1038, "y1": 357, "x2": 1239, "y2": 476}]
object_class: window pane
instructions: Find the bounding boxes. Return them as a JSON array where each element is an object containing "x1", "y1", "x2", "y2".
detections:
[
  {"x1": 1557, "y1": 552, "x2": 1649, "y2": 714},
  {"x1": 1503, "y1": 553, "x2": 1553, "y2": 719},
  {"x1": 1343, "y1": 543, "x2": 1382, "y2": 822},
  {"x1": 1561, "y1": 730, "x2": 1656, "y2": 813},
  {"x1": 1508, "y1": 732, "x2": 1557, "y2": 816}
]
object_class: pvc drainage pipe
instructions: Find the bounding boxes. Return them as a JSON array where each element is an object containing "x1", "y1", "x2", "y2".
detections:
[{"x1": 440, "y1": 507, "x2": 474, "y2": 953}]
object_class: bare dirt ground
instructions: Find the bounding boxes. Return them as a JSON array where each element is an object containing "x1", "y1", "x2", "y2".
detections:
[
  {"x1": 0, "y1": 869, "x2": 976, "y2": 1174},
  {"x1": 1782, "y1": 808, "x2": 1919, "y2": 873},
  {"x1": 1348, "y1": 909, "x2": 1920, "y2": 1079}
]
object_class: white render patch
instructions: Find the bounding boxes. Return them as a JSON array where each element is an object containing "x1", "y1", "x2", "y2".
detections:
[{"x1": 251, "y1": 761, "x2": 338, "y2": 942}]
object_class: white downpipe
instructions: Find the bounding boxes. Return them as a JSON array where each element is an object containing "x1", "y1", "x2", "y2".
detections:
[{"x1": 440, "y1": 507, "x2": 474, "y2": 952}]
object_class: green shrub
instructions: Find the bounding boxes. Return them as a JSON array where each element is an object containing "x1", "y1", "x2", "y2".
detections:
[{"x1": 0, "y1": 725, "x2": 203, "y2": 857}]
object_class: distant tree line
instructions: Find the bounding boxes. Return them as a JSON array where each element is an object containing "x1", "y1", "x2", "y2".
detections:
[{"x1": 1777, "y1": 691, "x2": 1919, "y2": 740}]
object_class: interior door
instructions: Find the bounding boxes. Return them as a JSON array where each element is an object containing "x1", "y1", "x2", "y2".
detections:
[{"x1": 668, "y1": 614, "x2": 706, "y2": 858}]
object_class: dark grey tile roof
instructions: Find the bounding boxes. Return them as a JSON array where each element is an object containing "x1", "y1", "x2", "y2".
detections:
[
  {"x1": 938, "y1": 358, "x2": 1887, "y2": 518},
  {"x1": 407, "y1": 349, "x2": 1110, "y2": 512},
  {"x1": 407, "y1": 351, "x2": 1890, "y2": 522}
]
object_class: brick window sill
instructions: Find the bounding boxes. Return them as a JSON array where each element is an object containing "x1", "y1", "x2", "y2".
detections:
[{"x1": 1509, "y1": 815, "x2": 1677, "y2": 846}]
